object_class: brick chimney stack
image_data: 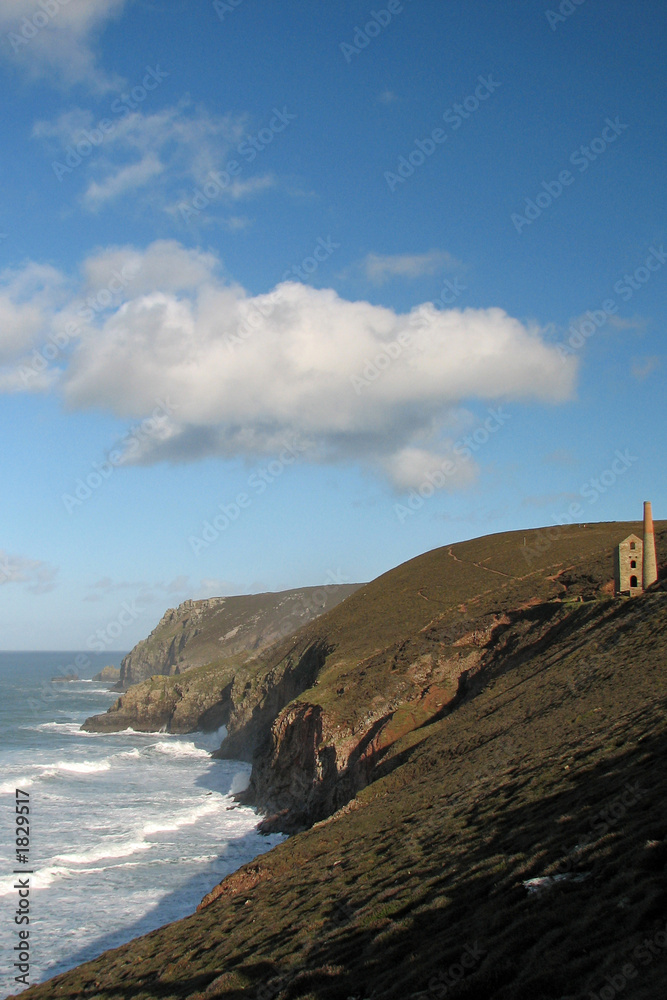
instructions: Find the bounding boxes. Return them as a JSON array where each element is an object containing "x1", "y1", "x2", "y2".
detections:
[{"x1": 643, "y1": 500, "x2": 658, "y2": 589}]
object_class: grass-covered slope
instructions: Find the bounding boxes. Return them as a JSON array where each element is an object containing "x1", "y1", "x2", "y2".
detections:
[
  {"x1": 18, "y1": 587, "x2": 667, "y2": 1000},
  {"x1": 83, "y1": 522, "x2": 666, "y2": 829},
  {"x1": 235, "y1": 521, "x2": 666, "y2": 827}
]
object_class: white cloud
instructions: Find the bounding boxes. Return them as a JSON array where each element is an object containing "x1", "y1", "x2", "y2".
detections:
[
  {"x1": 0, "y1": 0, "x2": 127, "y2": 91},
  {"x1": 0, "y1": 551, "x2": 58, "y2": 594},
  {"x1": 33, "y1": 99, "x2": 264, "y2": 212},
  {"x1": 0, "y1": 241, "x2": 578, "y2": 491},
  {"x1": 0, "y1": 261, "x2": 67, "y2": 364},
  {"x1": 362, "y1": 250, "x2": 460, "y2": 284},
  {"x1": 83, "y1": 153, "x2": 164, "y2": 207},
  {"x1": 381, "y1": 446, "x2": 477, "y2": 493}
]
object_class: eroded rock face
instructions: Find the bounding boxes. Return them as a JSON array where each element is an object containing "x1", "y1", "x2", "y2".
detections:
[
  {"x1": 244, "y1": 600, "x2": 621, "y2": 833},
  {"x1": 117, "y1": 587, "x2": 361, "y2": 689}
]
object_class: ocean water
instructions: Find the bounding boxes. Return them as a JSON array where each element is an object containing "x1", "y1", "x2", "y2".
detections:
[{"x1": 0, "y1": 653, "x2": 284, "y2": 995}]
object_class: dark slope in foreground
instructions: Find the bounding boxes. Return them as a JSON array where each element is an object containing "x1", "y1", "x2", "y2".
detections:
[{"x1": 16, "y1": 588, "x2": 667, "y2": 999}]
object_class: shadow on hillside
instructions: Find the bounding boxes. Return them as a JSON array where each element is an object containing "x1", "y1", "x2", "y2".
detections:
[
  {"x1": 220, "y1": 722, "x2": 667, "y2": 1000},
  {"x1": 45, "y1": 718, "x2": 667, "y2": 1000}
]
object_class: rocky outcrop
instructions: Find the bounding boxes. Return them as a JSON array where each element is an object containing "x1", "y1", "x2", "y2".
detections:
[
  {"x1": 83, "y1": 672, "x2": 234, "y2": 734},
  {"x1": 92, "y1": 665, "x2": 121, "y2": 683},
  {"x1": 116, "y1": 586, "x2": 360, "y2": 689},
  {"x1": 83, "y1": 634, "x2": 333, "y2": 744}
]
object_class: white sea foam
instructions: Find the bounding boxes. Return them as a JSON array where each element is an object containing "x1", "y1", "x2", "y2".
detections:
[
  {"x1": 55, "y1": 840, "x2": 153, "y2": 864},
  {"x1": 29, "y1": 722, "x2": 97, "y2": 735},
  {"x1": 0, "y1": 777, "x2": 34, "y2": 795},
  {"x1": 143, "y1": 797, "x2": 222, "y2": 834},
  {"x1": 42, "y1": 759, "x2": 112, "y2": 775},
  {"x1": 0, "y1": 866, "x2": 72, "y2": 897},
  {"x1": 230, "y1": 770, "x2": 250, "y2": 794},
  {"x1": 118, "y1": 727, "x2": 172, "y2": 736},
  {"x1": 149, "y1": 740, "x2": 211, "y2": 759}
]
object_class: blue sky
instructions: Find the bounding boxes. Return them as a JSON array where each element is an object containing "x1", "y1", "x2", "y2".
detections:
[{"x1": 0, "y1": 0, "x2": 664, "y2": 650}]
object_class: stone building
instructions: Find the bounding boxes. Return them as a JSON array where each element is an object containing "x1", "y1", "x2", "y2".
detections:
[
  {"x1": 616, "y1": 533, "x2": 643, "y2": 595},
  {"x1": 615, "y1": 501, "x2": 658, "y2": 596}
]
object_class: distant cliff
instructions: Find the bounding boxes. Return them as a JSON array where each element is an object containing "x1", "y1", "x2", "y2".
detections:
[{"x1": 116, "y1": 585, "x2": 361, "y2": 689}]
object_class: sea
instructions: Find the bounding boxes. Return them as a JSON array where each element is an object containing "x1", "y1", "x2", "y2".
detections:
[{"x1": 0, "y1": 652, "x2": 284, "y2": 996}]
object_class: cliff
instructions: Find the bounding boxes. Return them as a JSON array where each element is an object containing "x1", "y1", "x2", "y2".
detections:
[
  {"x1": 236, "y1": 520, "x2": 667, "y2": 830},
  {"x1": 114, "y1": 584, "x2": 361, "y2": 689},
  {"x1": 86, "y1": 520, "x2": 665, "y2": 832},
  {"x1": 18, "y1": 524, "x2": 667, "y2": 1000}
]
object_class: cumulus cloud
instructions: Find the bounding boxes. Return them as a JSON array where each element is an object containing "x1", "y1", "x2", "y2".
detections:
[
  {"x1": 0, "y1": 551, "x2": 58, "y2": 594},
  {"x1": 0, "y1": 0, "x2": 127, "y2": 91},
  {"x1": 0, "y1": 240, "x2": 578, "y2": 491},
  {"x1": 362, "y1": 250, "x2": 460, "y2": 283}
]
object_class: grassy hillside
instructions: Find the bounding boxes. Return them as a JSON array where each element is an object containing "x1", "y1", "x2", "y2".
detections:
[
  {"x1": 228, "y1": 521, "x2": 666, "y2": 827},
  {"x1": 18, "y1": 585, "x2": 667, "y2": 1000},
  {"x1": 84, "y1": 522, "x2": 666, "y2": 830}
]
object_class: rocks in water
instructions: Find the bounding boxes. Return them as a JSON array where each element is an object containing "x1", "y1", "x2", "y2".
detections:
[{"x1": 92, "y1": 665, "x2": 121, "y2": 683}]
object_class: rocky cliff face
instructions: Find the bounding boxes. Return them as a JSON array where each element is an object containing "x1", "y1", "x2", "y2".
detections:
[
  {"x1": 86, "y1": 522, "x2": 665, "y2": 837},
  {"x1": 116, "y1": 585, "x2": 361, "y2": 689},
  {"x1": 235, "y1": 522, "x2": 667, "y2": 832}
]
